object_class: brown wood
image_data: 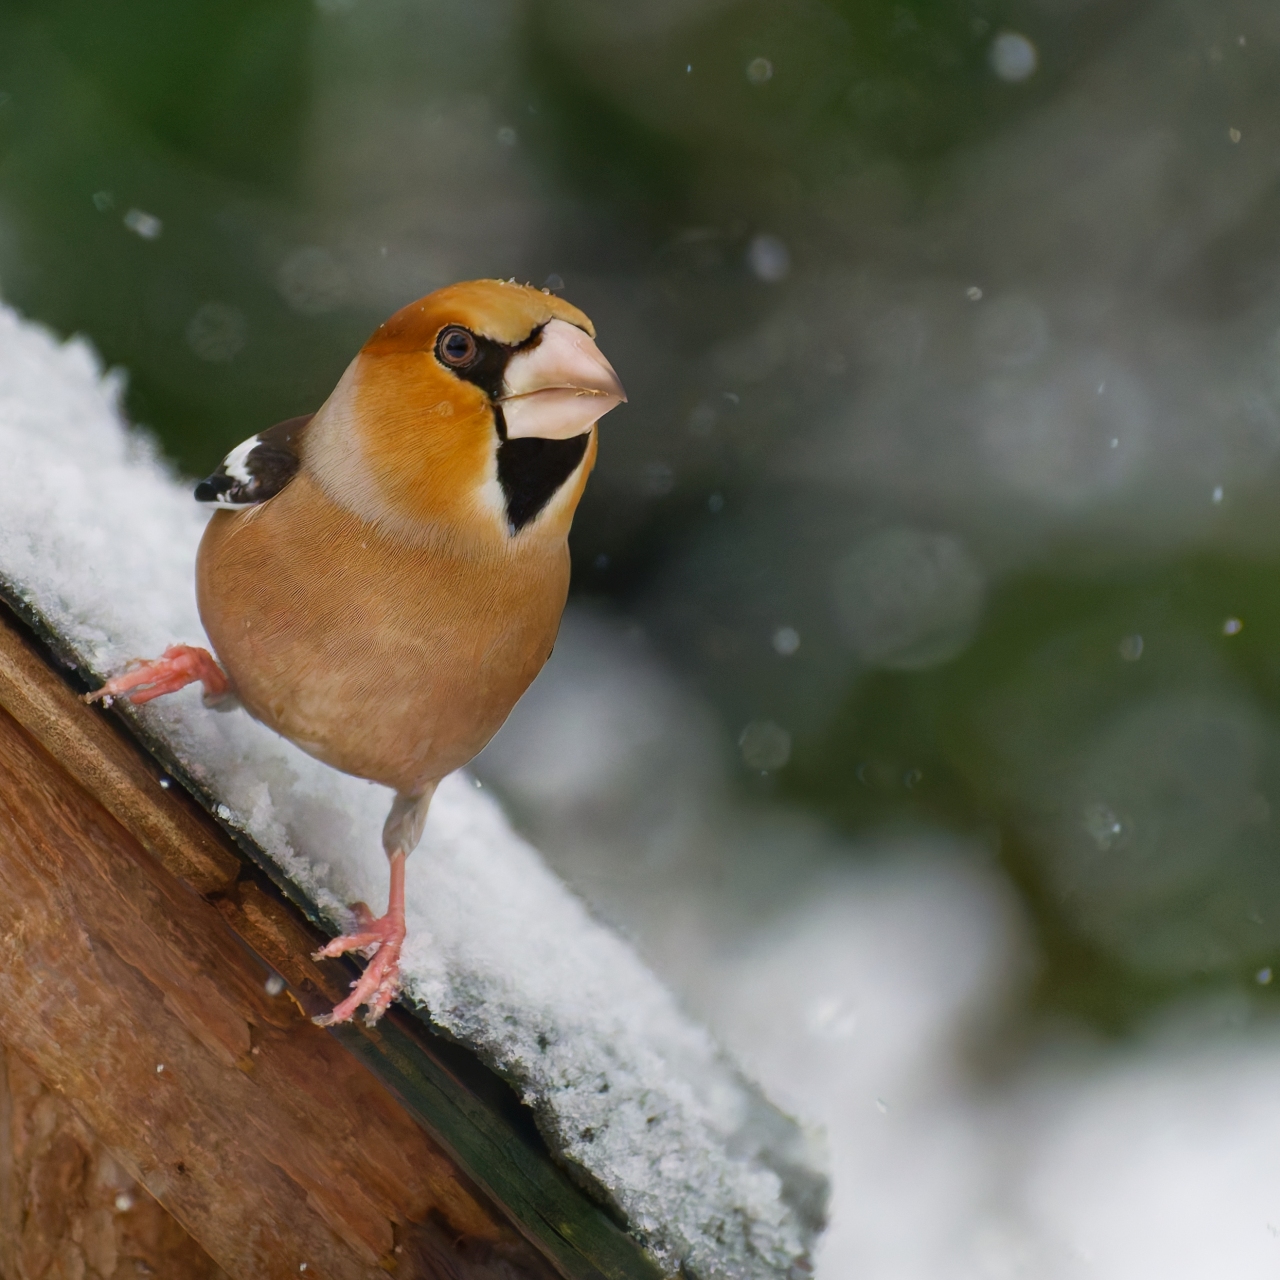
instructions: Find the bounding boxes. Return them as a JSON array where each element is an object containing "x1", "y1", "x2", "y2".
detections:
[
  {"x1": 0, "y1": 680, "x2": 560, "y2": 1278},
  {"x1": 0, "y1": 617, "x2": 239, "y2": 895},
  {"x1": 0, "y1": 1046, "x2": 229, "y2": 1280},
  {"x1": 0, "y1": 604, "x2": 666, "y2": 1280}
]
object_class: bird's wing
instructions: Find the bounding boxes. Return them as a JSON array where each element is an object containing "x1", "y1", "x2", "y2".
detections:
[{"x1": 194, "y1": 414, "x2": 313, "y2": 508}]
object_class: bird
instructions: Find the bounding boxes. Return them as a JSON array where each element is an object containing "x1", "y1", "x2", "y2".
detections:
[{"x1": 86, "y1": 278, "x2": 626, "y2": 1025}]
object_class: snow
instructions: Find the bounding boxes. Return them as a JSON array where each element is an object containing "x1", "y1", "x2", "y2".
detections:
[
  {"x1": 480, "y1": 607, "x2": 1280, "y2": 1280},
  {"x1": 712, "y1": 871, "x2": 1280, "y2": 1280},
  {"x1": 0, "y1": 303, "x2": 823, "y2": 1280}
]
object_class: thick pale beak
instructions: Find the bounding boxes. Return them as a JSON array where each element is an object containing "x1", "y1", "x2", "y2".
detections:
[{"x1": 499, "y1": 319, "x2": 627, "y2": 440}]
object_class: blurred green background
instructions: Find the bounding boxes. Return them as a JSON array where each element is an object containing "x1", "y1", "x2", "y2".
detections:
[{"x1": 4, "y1": 0, "x2": 1280, "y2": 1038}]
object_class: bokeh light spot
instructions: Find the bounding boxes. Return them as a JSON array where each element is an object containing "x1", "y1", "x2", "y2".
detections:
[
  {"x1": 739, "y1": 719, "x2": 792, "y2": 771},
  {"x1": 1119, "y1": 634, "x2": 1144, "y2": 662},
  {"x1": 832, "y1": 528, "x2": 985, "y2": 670},
  {"x1": 276, "y1": 246, "x2": 348, "y2": 316},
  {"x1": 185, "y1": 303, "x2": 246, "y2": 363},
  {"x1": 772, "y1": 626, "x2": 801, "y2": 656},
  {"x1": 990, "y1": 32, "x2": 1038, "y2": 82},
  {"x1": 123, "y1": 208, "x2": 162, "y2": 240},
  {"x1": 747, "y1": 234, "x2": 790, "y2": 283}
]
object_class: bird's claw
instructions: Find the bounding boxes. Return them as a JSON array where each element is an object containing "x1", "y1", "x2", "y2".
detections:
[
  {"x1": 84, "y1": 644, "x2": 230, "y2": 707},
  {"x1": 312, "y1": 906, "x2": 406, "y2": 1026}
]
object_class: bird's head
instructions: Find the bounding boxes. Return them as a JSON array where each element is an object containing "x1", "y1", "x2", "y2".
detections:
[{"x1": 305, "y1": 278, "x2": 625, "y2": 547}]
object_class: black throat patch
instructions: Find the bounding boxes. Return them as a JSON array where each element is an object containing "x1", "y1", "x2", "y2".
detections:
[{"x1": 496, "y1": 432, "x2": 591, "y2": 533}]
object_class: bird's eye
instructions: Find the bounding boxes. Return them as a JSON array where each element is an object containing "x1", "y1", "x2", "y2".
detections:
[{"x1": 436, "y1": 326, "x2": 478, "y2": 368}]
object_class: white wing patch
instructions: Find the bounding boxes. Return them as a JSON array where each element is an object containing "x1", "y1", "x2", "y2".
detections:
[
  {"x1": 194, "y1": 415, "x2": 311, "y2": 508},
  {"x1": 222, "y1": 435, "x2": 260, "y2": 486}
]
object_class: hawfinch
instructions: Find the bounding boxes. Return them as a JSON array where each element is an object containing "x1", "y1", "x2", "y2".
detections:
[{"x1": 88, "y1": 279, "x2": 626, "y2": 1025}]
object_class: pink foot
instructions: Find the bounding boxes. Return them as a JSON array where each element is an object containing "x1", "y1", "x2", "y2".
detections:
[
  {"x1": 312, "y1": 853, "x2": 407, "y2": 1027},
  {"x1": 84, "y1": 645, "x2": 230, "y2": 707}
]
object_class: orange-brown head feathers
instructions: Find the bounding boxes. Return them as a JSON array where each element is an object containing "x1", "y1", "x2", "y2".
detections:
[
  {"x1": 303, "y1": 280, "x2": 624, "y2": 551},
  {"x1": 365, "y1": 278, "x2": 597, "y2": 353}
]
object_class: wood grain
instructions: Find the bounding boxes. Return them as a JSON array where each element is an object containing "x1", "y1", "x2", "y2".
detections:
[
  {"x1": 0, "y1": 600, "x2": 666, "y2": 1280},
  {"x1": 0, "y1": 615, "x2": 238, "y2": 894},
  {"x1": 0, "y1": 1046, "x2": 229, "y2": 1280},
  {"x1": 0, "y1": 702, "x2": 559, "y2": 1280}
]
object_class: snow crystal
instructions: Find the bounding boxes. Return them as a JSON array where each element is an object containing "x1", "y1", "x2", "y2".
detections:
[{"x1": 0, "y1": 303, "x2": 823, "y2": 1280}]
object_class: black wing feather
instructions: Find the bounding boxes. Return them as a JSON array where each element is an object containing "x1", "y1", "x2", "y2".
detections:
[{"x1": 194, "y1": 414, "x2": 313, "y2": 507}]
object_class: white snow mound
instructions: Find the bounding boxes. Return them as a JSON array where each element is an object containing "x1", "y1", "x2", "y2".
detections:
[{"x1": 0, "y1": 305, "x2": 823, "y2": 1280}]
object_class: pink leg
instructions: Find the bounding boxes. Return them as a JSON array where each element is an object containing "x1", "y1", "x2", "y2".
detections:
[
  {"x1": 312, "y1": 851, "x2": 407, "y2": 1027},
  {"x1": 84, "y1": 645, "x2": 230, "y2": 707}
]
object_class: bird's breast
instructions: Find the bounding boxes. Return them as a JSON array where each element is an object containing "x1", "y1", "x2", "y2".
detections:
[{"x1": 195, "y1": 473, "x2": 570, "y2": 793}]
